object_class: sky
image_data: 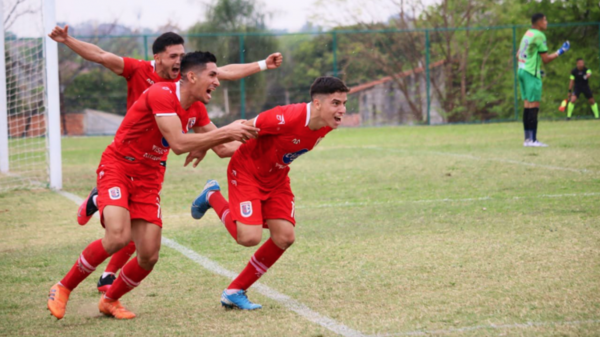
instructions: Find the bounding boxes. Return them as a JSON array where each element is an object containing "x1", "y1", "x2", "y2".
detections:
[{"x1": 52, "y1": 0, "x2": 411, "y2": 33}]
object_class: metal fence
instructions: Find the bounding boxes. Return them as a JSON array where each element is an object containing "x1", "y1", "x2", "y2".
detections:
[{"x1": 56, "y1": 22, "x2": 600, "y2": 130}]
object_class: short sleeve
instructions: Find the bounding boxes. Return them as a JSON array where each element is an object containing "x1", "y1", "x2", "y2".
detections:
[
  {"x1": 121, "y1": 57, "x2": 142, "y2": 80},
  {"x1": 254, "y1": 106, "x2": 293, "y2": 136},
  {"x1": 192, "y1": 103, "x2": 211, "y2": 127},
  {"x1": 146, "y1": 85, "x2": 177, "y2": 116},
  {"x1": 537, "y1": 33, "x2": 548, "y2": 53}
]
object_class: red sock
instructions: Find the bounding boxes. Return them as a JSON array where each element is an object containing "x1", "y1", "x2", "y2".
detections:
[
  {"x1": 228, "y1": 238, "x2": 285, "y2": 290},
  {"x1": 104, "y1": 257, "x2": 152, "y2": 301},
  {"x1": 210, "y1": 191, "x2": 237, "y2": 240},
  {"x1": 105, "y1": 240, "x2": 136, "y2": 274},
  {"x1": 60, "y1": 239, "x2": 110, "y2": 291}
]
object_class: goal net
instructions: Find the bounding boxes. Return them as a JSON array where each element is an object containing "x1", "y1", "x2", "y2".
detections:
[{"x1": 0, "y1": 0, "x2": 61, "y2": 192}]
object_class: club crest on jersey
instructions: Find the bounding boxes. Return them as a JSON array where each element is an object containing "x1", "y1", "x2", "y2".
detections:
[
  {"x1": 109, "y1": 187, "x2": 121, "y2": 200},
  {"x1": 240, "y1": 201, "x2": 253, "y2": 217},
  {"x1": 187, "y1": 118, "x2": 196, "y2": 131},
  {"x1": 283, "y1": 149, "x2": 308, "y2": 164}
]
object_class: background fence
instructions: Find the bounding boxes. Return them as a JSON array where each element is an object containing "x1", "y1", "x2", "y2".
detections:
[{"x1": 14, "y1": 22, "x2": 599, "y2": 134}]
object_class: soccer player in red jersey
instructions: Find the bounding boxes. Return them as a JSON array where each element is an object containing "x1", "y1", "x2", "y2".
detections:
[
  {"x1": 190, "y1": 77, "x2": 349, "y2": 309},
  {"x1": 48, "y1": 25, "x2": 283, "y2": 292},
  {"x1": 47, "y1": 51, "x2": 259, "y2": 320}
]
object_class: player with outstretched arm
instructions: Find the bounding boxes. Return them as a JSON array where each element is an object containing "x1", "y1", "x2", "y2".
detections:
[
  {"x1": 48, "y1": 25, "x2": 282, "y2": 292},
  {"x1": 47, "y1": 51, "x2": 259, "y2": 320}
]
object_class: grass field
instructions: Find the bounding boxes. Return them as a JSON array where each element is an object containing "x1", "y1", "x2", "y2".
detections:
[{"x1": 1, "y1": 120, "x2": 599, "y2": 336}]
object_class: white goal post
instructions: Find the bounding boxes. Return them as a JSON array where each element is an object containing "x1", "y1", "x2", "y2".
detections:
[{"x1": 0, "y1": 0, "x2": 62, "y2": 191}]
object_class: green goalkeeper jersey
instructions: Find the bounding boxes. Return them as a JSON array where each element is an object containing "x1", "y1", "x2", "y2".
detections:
[{"x1": 517, "y1": 28, "x2": 548, "y2": 78}]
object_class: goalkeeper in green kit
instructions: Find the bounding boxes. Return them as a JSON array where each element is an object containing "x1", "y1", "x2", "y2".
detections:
[{"x1": 517, "y1": 13, "x2": 570, "y2": 147}]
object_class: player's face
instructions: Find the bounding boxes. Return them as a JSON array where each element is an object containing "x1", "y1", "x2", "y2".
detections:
[
  {"x1": 192, "y1": 62, "x2": 220, "y2": 104},
  {"x1": 538, "y1": 17, "x2": 548, "y2": 30},
  {"x1": 155, "y1": 44, "x2": 185, "y2": 80},
  {"x1": 577, "y1": 60, "x2": 585, "y2": 69},
  {"x1": 318, "y1": 92, "x2": 347, "y2": 129}
]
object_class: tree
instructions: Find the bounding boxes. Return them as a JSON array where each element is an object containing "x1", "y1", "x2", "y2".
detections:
[{"x1": 187, "y1": 0, "x2": 279, "y2": 123}]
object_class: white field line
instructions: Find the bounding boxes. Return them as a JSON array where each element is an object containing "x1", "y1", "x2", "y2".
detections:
[
  {"x1": 56, "y1": 190, "x2": 366, "y2": 337},
  {"x1": 370, "y1": 319, "x2": 600, "y2": 336},
  {"x1": 159, "y1": 192, "x2": 600, "y2": 219},
  {"x1": 322, "y1": 146, "x2": 594, "y2": 174}
]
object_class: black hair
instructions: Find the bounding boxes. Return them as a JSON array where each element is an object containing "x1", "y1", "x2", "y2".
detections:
[
  {"x1": 309, "y1": 77, "x2": 349, "y2": 99},
  {"x1": 577, "y1": 58, "x2": 584, "y2": 62},
  {"x1": 531, "y1": 13, "x2": 545, "y2": 25},
  {"x1": 180, "y1": 51, "x2": 217, "y2": 76},
  {"x1": 152, "y1": 32, "x2": 185, "y2": 54}
]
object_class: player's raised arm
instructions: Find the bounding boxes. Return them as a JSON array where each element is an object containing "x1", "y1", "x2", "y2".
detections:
[
  {"x1": 48, "y1": 25, "x2": 124, "y2": 75},
  {"x1": 217, "y1": 53, "x2": 283, "y2": 81},
  {"x1": 157, "y1": 116, "x2": 258, "y2": 155}
]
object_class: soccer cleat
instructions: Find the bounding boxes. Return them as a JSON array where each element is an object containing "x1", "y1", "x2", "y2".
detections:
[
  {"x1": 98, "y1": 294, "x2": 136, "y2": 319},
  {"x1": 77, "y1": 187, "x2": 98, "y2": 226},
  {"x1": 97, "y1": 273, "x2": 116, "y2": 293},
  {"x1": 523, "y1": 139, "x2": 533, "y2": 147},
  {"x1": 191, "y1": 180, "x2": 220, "y2": 220},
  {"x1": 530, "y1": 140, "x2": 549, "y2": 147},
  {"x1": 47, "y1": 283, "x2": 71, "y2": 320},
  {"x1": 220, "y1": 290, "x2": 262, "y2": 310},
  {"x1": 566, "y1": 117, "x2": 571, "y2": 121}
]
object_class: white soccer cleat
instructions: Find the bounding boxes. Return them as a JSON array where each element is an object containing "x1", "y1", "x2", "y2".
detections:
[
  {"x1": 530, "y1": 140, "x2": 548, "y2": 147},
  {"x1": 523, "y1": 139, "x2": 533, "y2": 147}
]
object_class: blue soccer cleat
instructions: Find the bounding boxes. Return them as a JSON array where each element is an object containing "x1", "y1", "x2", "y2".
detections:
[
  {"x1": 221, "y1": 290, "x2": 262, "y2": 310},
  {"x1": 191, "y1": 179, "x2": 220, "y2": 220}
]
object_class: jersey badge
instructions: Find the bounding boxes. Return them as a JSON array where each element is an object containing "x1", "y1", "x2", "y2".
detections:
[
  {"x1": 283, "y1": 149, "x2": 308, "y2": 164},
  {"x1": 109, "y1": 187, "x2": 122, "y2": 200},
  {"x1": 240, "y1": 201, "x2": 253, "y2": 217},
  {"x1": 187, "y1": 117, "x2": 196, "y2": 131},
  {"x1": 277, "y1": 115, "x2": 285, "y2": 125}
]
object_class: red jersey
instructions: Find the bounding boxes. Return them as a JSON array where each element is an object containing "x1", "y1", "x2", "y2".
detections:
[
  {"x1": 104, "y1": 82, "x2": 211, "y2": 168},
  {"x1": 120, "y1": 57, "x2": 180, "y2": 110},
  {"x1": 232, "y1": 103, "x2": 332, "y2": 187}
]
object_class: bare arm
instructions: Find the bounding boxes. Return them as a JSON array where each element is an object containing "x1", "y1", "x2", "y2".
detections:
[
  {"x1": 156, "y1": 116, "x2": 258, "y2": 155},
  {"x1": 217, "y1": 53, "x2": 283, "y2": 81},
  {"x1": 540, "y1": 52, "x2": 559, "y2": 65},
  {"x1": 193, "y1": 123, "x2": 242, "y2": 158},
  {"x1": 48, "y1": 25, "x2": 124, "y2": 75}
]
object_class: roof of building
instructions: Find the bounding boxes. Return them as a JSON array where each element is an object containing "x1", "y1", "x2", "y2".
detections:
[{"x1": 349, "y1": 59, "x2": 446, "y2": 94}]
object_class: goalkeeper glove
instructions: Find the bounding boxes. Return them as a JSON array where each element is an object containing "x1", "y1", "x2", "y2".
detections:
[{"x1": 557, "y1": 41, "x2": 570, "y2": 56}]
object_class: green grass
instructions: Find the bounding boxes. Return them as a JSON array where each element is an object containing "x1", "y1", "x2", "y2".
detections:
[{"x1": 1, "y1": 120, "x2": 599, "y2": 336}]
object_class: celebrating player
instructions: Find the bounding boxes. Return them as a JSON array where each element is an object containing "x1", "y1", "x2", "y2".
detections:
[
  {"x1": 190, "y1": 77, "x2": 349, "y2": 310},
  {"x1": 567, "y1": 58, "x2": 598, "y2": 120},
  {"x1": 48, "y1": 25, "x2": 282, "y2": 292},
  {"x1": 517, "y1": 13, "x2": 570, "y2": 147},
  {"x1": 47, "y1": 51, "x2": 259, "y2": 320}
]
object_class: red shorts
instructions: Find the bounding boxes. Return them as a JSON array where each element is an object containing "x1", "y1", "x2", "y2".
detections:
[
  {"x1": 227, "y1": 160, "x2": 296, "y2": 227},
  {"x1": 96, "y1": 153, "x2": 164, "y2": 227}
]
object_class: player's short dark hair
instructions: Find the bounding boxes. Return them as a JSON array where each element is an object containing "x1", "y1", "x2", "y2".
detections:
[
  {"x1": 152, "y1": 32, "x2": 185, "y2": 54},
  {"x1": 577, "y1": 58, "x2": 584, "y2": 62},
  {"x1": 309, "y1": 77, "x2": 349, "y2": 99},
  {"x1": 531, "y1": 13, "x2": 545, "y2": 25},
  {"x1": 180, "y1": 51, "x2": 217, "y2": 76}
]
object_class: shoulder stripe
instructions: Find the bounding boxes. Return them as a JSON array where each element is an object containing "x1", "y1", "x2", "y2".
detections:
[{"x1": 156, "y1": 113, "x2": 177, "y2": 116}]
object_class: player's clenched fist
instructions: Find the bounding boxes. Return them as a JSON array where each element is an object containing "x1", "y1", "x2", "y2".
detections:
[
  {"x1": 266, "y1": 53, "x2": 283, "y2": 69},
  {"x1": 48, "y1": 25, "x2": 70, "y2": 43},
  {"x1": 223, "y1": 120, "x2": 259, "y2": 143}
]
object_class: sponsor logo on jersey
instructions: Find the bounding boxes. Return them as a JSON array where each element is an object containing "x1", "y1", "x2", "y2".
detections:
[
  {"x1": 240, "y1": 201, "x2": 253, "y2": 217},
  {"x1": 109, "y1": 187, "x2": 122, "y2": 200},
  {"x1": 292, "y1": 139, "x2": 300, "y2": 144},
  {"x1": 277, "y1": 115, "x2": 285, "y2": 125},
  {"x1": 187, "y1": 117, "x2": 197, "y2": 131},
  {"x1": 152, "y1": 145, "x2": 168, "y2": 155},
  {"x1": 283, "y1": 149, "x2": 308, "y2": 164},
  {"x1": 146, "y1": 79, "x2": 155, "y2": 85},
  {"x1": 143, "y1": 153, "x2": 162, "y2": 161}
]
